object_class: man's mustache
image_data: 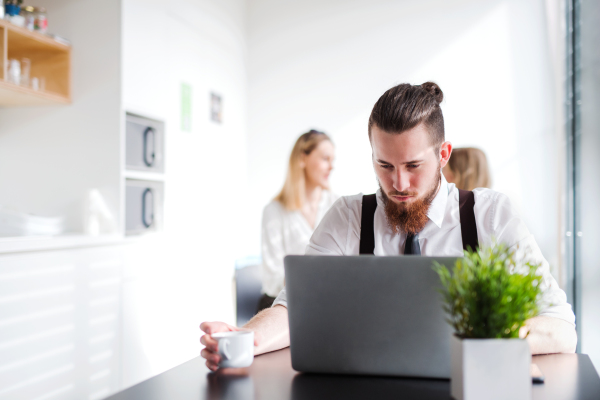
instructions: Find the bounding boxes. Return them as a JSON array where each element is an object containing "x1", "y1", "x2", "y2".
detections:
[{"x1": 388, "y1": 191, "x2": 418, "y2": 197}]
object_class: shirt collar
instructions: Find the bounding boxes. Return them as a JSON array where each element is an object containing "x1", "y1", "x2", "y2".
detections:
[{"x1": 427, "y1": 173, "x2": 448, "y2": 229}]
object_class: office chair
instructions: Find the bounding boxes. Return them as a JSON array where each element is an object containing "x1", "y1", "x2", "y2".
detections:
[{"x1": 235, "y1": 263, "x2": 263, "y2": 326}]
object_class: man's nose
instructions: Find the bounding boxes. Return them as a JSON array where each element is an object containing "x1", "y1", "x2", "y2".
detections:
[{"x1": 393, "y1": 169, "x2": 410, "y2": 192}]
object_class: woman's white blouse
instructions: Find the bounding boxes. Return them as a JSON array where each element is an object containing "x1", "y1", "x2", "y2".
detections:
[{"x1": 261, "y1": 191, "x2": 339, "y2": 297}]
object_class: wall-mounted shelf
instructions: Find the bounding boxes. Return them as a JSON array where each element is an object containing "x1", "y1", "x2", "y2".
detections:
[
  {"x1": 0, "y1": 79, "x2": 70, "y2": 105},
  {"x1": 0, "y1": 19, "x2": 71, "y2": 106}
]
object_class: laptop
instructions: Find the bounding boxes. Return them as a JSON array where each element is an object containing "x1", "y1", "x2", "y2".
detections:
[{"x1": 284, "y1": 255, "x2": 458, "y2": 379}]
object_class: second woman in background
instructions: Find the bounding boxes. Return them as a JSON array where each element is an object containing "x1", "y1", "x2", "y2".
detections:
[
  {"x1": 257, "y1": 130, "x2": 338, "y2": 313},
  {"x1": 443, "y1": 147, "x2": 491, "y2": 191}
]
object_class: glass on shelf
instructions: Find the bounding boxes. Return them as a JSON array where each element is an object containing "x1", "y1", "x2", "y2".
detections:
[
  {"x1": 31, "y1": 77, "x2": 45, "y2": 91},
  {"x1": 20, "y1": 58, "x2": 31, "y2": 87},
  {"x1": 21, "y1": 5, "x2": 35, "y2": 31},
  {"x1": 33, "y1": 7, "x2": 47, "y2": 33},
  {"x1": 7, "y1": 59, "x2": 20, "y2": 85}
]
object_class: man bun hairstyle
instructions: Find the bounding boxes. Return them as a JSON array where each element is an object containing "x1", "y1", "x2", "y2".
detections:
[{"x1": 368, "y1": 82, "x2": 445, "y2": 148}]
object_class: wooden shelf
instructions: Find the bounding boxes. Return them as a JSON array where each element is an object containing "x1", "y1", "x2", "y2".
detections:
[
  {"x1": 0, "y1": 19, "x2": 71, "y2": 106},
  {"x1": 0, "y1": 79, "x2": 70, "y2": 105}
]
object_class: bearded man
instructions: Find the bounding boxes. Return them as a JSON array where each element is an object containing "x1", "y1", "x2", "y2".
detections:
[{"x1": 200, "y1": 82, "x2": 577, "y2": 371}]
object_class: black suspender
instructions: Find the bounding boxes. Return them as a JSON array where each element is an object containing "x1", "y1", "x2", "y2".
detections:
[
  {"x1": 359, "y1": 194, "x2": 378, "y2": 255},
  {"x1": 358, "y1": 190, "x2": 479, "y2": 255},
  {"x1": 457, "y1": 189, "x2": 479, "y2": 252}
]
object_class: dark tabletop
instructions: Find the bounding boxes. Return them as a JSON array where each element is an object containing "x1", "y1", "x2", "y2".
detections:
[{"x1": 107, "y1": 348, "x2": 600, "y2": 400}]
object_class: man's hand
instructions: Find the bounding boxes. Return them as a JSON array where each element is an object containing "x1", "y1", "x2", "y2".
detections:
[
  {"x1": 519, "y1": 316, "x2": 577, "y2": 354},
  {"x1": 200, "y1": 321, "x2": 259, "y2": 372},
  {"x1": 200, "y1": 306, "x2": 290, "y2": 371}
]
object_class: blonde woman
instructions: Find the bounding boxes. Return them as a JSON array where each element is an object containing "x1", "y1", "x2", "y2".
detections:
[
  {"x1": 258, "y1": 130, "x2": 338, "y2": 312},
  {"x1": 443, "y1": 147, "x2": 491, "y2": 191}
]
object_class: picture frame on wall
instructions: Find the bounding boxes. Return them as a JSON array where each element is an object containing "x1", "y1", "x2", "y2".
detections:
[
  {"x1": 211, "y1": 92, "x2": 222, "y2": 123},
  {"x1": 181, "y1": 83, "x2": 192, "y2": 132}
]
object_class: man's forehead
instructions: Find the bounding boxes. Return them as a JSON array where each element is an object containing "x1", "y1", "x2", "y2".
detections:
[{"x1": 371, "y1": 125, "x2": 435, "y2": 162}]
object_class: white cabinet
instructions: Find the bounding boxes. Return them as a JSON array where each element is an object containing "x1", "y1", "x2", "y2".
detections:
[
  {"x1": 0, "y1": 246, "x2": 124, "y2": 400},
  {"x1": 0, "y1": 238, "x2": 212, "y2": 399}
]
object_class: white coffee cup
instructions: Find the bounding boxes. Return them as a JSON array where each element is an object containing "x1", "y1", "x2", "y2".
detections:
[{"x1": 212, "y1": 331, "x2": 254, "y2": 368}]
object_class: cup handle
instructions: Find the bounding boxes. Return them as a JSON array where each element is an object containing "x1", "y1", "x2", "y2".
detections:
[{"x1": 221, "y1": 339, "x2": 231, "y2": 360}]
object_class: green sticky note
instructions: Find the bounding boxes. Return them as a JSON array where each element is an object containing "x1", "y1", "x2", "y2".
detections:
[{"x1": 181, "y1": 83, "x2": 192, "y2": 132}]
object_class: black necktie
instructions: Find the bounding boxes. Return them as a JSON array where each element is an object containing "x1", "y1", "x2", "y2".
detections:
[{"x1": 404, "y1": 233, "x2": 421, "y2": 255}]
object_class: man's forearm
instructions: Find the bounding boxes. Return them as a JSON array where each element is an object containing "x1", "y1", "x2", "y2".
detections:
[
  {"x1": 524, "y1": 316, "x2": 577, "y2": 355},
  {"x1": 243, "y1": 305, "x2": 290, "y2": 355},
  {"x1": 243, "y1": 309, "x2": 577, "y2": 356}
]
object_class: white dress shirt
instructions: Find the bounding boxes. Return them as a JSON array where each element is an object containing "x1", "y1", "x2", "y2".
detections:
[
  {"x1": 261, "y1": 190, "x2": 339, "y2": 297},
  {"x1": 273, "y1": 176, "x2": 575, "y2": 326}
]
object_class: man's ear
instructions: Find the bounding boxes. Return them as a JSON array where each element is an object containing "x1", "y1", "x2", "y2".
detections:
[{"x1": 439, "y1": 141, "x2": 452, "y2": 168}]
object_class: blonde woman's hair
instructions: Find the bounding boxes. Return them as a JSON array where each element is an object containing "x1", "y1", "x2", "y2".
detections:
[
  {"x1": 446, "y1": 147, "x2": 491, "y2": 190},
  {"x1": 275, "y1": 130, "x2": 332, "y2": 210}
]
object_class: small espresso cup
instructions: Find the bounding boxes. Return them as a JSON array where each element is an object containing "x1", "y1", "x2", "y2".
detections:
[{"x1": 212, "y1": 331, "x2": 254, "y2": 368}]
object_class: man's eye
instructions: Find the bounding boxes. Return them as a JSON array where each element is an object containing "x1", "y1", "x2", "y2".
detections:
[
  {"x1": 407, "y1": 164, "x2": 419, "y2": 169},
  {"x1": 380, "y1": 164, "x2": 392, "y2": 170}
]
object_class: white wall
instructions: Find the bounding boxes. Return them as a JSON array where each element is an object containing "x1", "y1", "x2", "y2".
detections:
[
  {"x1": 246, "y1": 0, "x2": 564, "y2": 279},
  {"x1": 0, "y1": 0, "x2": 122, "y2": 233},
  {"x1": 121, "y1": 0, "x2": 248, "y2": 388}
]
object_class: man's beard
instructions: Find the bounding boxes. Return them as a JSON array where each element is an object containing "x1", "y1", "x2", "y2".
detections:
[{"x1": 379, "y1": 168, "x2": 441, "y2": 235}]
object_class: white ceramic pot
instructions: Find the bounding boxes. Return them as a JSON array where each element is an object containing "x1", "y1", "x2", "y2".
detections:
[{"x1": 450, "y1": 335, "x2": 531, "y2": 400}]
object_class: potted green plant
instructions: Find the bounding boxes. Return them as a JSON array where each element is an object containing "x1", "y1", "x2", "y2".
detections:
[{"x1": 435, "y1": 244, "x2": 543, "y2": 400}]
